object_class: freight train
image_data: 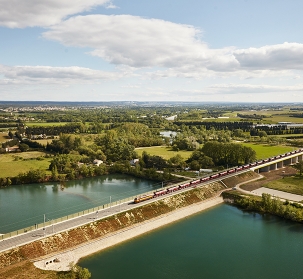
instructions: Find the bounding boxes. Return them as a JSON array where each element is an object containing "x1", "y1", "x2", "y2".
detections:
[{"x1": 133, "y1": 149, "x2": 303, "y2": 204}]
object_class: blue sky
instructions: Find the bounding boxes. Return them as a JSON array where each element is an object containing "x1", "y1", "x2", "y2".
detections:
[{"x1": 1, "y1": 0, "x2": 303, "y2": 102}]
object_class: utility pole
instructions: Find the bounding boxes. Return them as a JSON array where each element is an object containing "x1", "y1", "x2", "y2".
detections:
[{"x1": 43, "y1": 214, "x2": 46, "y2": 236}]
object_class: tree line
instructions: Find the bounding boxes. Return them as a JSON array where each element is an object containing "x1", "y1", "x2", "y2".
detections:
[{"x1": 224, "y1": 192, "x2": 303, "y2": 223}]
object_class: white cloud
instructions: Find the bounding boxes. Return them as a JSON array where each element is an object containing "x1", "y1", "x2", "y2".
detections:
[
  {"x1": 234, "y1": 42, "x2": 303, "y2": 70},
  {"x1": 43, "y1": 15, "x2": 303, "y2": 79},
  {"x1": 43, "y1": 15, "x2": 238, "y2": 71},
  {"x1": 0, "y1": 0, "x2": 110, "y2": 28},
  {"x1": 105, "y1": 2, "x2": 118, "y2": 9},
  {"x1": 0, "y1": 64, "x2": 125, "y2": 84}
]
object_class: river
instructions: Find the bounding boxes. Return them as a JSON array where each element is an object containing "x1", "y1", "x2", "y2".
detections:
[
  {"x1": 80, "y1": 204, "x2": 303, "y2": 279},
  {"x1": 0, "y1": 174, "x2": 158, "y2": 233}
]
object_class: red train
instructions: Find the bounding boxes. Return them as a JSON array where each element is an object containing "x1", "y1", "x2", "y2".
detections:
[{"x1": 133, "y1": 149, "x2": 303, "y2": 204}]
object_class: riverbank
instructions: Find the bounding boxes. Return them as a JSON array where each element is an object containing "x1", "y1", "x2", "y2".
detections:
[{"x1": 34, "y1": 196, "x2": 224, "y2": 271}]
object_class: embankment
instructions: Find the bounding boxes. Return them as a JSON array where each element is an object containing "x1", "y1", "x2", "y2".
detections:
[
  {"x1": 0, "y1": 182, "x2": 225, "y2": 269},
  {"x1": 0, "y1": 170, "x2": 258, "y2": 271}
]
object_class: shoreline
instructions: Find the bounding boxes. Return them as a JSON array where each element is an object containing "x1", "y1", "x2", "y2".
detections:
[{"x1": 34, "y1": 196, "x2": 224, "y2": 271}]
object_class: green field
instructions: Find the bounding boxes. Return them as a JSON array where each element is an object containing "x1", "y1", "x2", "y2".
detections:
[
  {"x1": 265, "y1": 176, "x2": 303, "y2": 196},
  {"x1": 241, "y1": 143, "x2": 294, "y2": 159},
  {"x1": 33, "y1": 139, "x2": 54, "y2": 145},
  {"x1": 135, "y1": 146, "x2": 192, "y2": 160},
  {"x1": 0, "y1": 151, "x2": 51, "y2": 178},
  {"x1": 25, "y1": 122, "x2": 70, "y2": 127}
]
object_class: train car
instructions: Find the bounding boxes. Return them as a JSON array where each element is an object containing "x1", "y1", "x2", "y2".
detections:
[
  {"x1": 154, "y1": 189, "x2": 167, "y2": 197},
  {"x1": 134, "y1": 194, "x2": 154, "y2": 204},
  {"x1": 167, "y1": 186, "x2": 179, "y2": 193},
  {"x1": 191, "y1": 179, "x2": 200, "y2": 185},
  {"x1": 236, "y1": 167, "x2": 243, "y2": 171},
  {"x1": 242, "y1": 165, "x2": 250, "y2": 169},
  {"x1": 249, "y1": 162, "x2": 257, "y2": 167},
  {"x1": 179, "y1": 182, "x2": 190, "y2": 189},
  {"x1": 200, "y1": 177, "x2": 210, "y2": 182},
  {"x1": 219, "y1": 171, "x2": 227, "y2": 176},
  {"x1": 210, "y1": 173, "x2": 219, "y2": 179}
]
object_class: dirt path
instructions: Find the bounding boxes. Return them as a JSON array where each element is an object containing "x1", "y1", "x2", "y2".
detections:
[{"x1": 240, "y1": 166, "x2": 296, "y2": 191}]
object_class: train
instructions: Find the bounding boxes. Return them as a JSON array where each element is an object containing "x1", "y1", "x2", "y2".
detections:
[{"x1": 133, "y1": 148, "x2": 303, "y2": 204}]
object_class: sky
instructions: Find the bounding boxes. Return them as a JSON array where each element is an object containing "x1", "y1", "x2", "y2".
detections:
[{"x1": 1, "y1": 0, "x2": 303, "y2": 103}]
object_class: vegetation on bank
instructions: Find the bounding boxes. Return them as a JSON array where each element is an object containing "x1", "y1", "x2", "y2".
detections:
[
  {"x1": 0, "y1": 261, "x2": 91, "y2": 279},
  {"x1": 223, "y1": 191, "x2": 303, "y2": 223}
]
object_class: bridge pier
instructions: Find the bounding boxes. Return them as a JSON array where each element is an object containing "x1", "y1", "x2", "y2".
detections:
[
  {"x1": 283, "y1": 158, "x2": 292, "y2": 166},
  {"x1": 270, "y1": 163, "x2": 277, "y2": 171},
  {"x1": 260, "y1": 165, "x2": 270, "y2": 172},
  {"x1": 292, "y1": 156, "x2": 299, "y2": 164}
]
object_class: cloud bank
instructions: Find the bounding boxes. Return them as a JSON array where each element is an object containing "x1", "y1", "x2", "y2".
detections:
[
  {"x1": 43, "y1": 15, "x2": 303, "y2": 76},
  {"x1": 0, "y1": 65, "x2": 123, "y2": 84},
  {"x1": 0, "y1": 0, "x2": 110, "y2": 28}
]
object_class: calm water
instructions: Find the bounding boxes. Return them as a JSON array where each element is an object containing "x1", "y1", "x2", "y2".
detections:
[
  {"x1": 0, "y1": 174, "x2": 158, "y2": 233},
  {"x1": 80, "y1": 204, "x2": 303, "y2": 279},
  {"x1": 160, "y1": 131, "x2": 177, "y2": 138}
]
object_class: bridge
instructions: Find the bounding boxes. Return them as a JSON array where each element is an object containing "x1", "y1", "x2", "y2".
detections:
[{"x1": 249, "y1": 149, "x2": 303, "y2": 173}]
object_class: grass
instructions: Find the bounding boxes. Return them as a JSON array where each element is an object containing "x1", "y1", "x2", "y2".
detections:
[
  {"x1": 135, "y1": 146, "x2": 192, "y2": 160},
  {"x1": 25, "y1": 122, "x2": 70, "y2": 127},
  {"x1": 265, "y1": 176, "x2": 303, "y2": 196},
  {"x1": 172, "y1": 171, "x2": 199, "y2": 178},
  {"x1": 33, "y1": 139, "x2": 54, "y2": 145},
  {"x1": 241, "y1": 143, "x2": 294, "y2": 159},
  {"x1": 0, "y1": 151, "x2": 51, "y2": 178}
]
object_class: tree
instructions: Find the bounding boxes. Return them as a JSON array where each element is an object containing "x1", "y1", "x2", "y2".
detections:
[
  {"x1": 292, "y1": 160, "x2": 303, "y2": 176},
  {"x1": 8, "y1": 130, "x2": 13, "y2": 139},
  {"x1": 51, "y1": 165, "x2": 59, "y2": 181},
  {"x1": 19, "y1": 143, "x2": 29, "y2": 152}
]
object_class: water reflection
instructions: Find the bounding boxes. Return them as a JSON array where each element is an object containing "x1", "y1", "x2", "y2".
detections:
[{"x1": 0, "y1": 174, "x2": 157, "y2": 233}]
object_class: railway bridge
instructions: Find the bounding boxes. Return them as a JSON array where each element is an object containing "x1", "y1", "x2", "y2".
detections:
[{"x1": 249, "y1": 149, "x2": 303, "y2": 173}]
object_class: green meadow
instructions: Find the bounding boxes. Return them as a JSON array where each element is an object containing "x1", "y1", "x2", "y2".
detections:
[
  {"x1": 241, "y1": 143, "x2": 294, "y2": 159},
  {"x1": 0, "y1": 152, "x2": 51, "y2": 178},
  {"x1": 135, "y1": 146, "x2": 192, "y2": 160},
  {"x1": 265, "y1": 176, "x2": 303, "y2": 196}
]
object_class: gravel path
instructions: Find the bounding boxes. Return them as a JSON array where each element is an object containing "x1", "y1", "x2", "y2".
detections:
[{"x1": 252, "y1": 187, "x2": 303, "y2": 202}]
